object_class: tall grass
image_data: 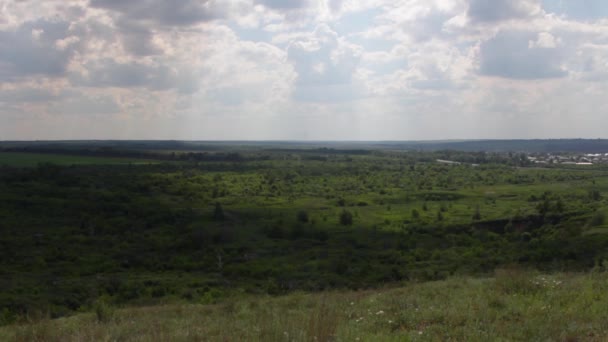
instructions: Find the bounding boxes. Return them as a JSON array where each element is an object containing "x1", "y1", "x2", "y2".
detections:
[{"x1": 2, "y1": 271, "x2": 608, "y2": 341}]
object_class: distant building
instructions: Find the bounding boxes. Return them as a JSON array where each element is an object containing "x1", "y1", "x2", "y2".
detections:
[{"x1": 436, "y1": 159, "x2": 461, "y2": 165}]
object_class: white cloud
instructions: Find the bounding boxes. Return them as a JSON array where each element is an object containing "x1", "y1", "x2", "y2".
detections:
[
  {"x1": 528, "y1": 32, "x2": 560, "y2": 48},
  {"x1": 1, "y1": 0, "x2": 608, "y2": 139}
]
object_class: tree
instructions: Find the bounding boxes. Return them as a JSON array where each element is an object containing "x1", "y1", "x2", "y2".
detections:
[
  {"x1": 296, "y1": 210, "x2": 309, "y2": 223},
  {"x1": 472, "y1": 205, "x2": 481, "y2": 220},
  {"x1": 411, "y1": 209, "x2": 420, "y2": 220},
  {"x1": 589, "y1": 189, "x2": 602, "y2": 201},
  {"x1": 554, "y1": 198, "x2": 565, "y2": 213},
  {"x1": 213, "y1": 202, "x2": 225, "y2": 221},
  {"x1": 339, "y1": 209, "x2": 353, "y2": 226}
]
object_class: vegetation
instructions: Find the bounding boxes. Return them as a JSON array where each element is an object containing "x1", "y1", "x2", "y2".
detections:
[
  {"x1": 0, "y1": 152, "x2": 155, "y2": 167},
  {"x1": 2, "y1": 143, "x2": 608, "y2": 335},
  {"x1": 2, "y1": 270, "x2": 608, "y2": 341}
]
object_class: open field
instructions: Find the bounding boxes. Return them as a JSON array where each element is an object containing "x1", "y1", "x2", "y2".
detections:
[
  {"x1": 0, "y1": 152, "x2": 156, "y2": 167},
  {"x1": 2, "y1": 146, "x2": 608, "y2": 331},
  {"x1": 2, "y1": 270, "x2": 607, "y2": 341}
]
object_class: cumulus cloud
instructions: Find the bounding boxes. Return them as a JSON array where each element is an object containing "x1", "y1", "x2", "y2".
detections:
[
  {"x1": 0, "y1": 0, "x2": 608, "y2": 139},
  {"x1": 479, "y1": 30, "x2": 567, "y2": 79},
  {"x1": 71, "y1": 59, "x2": 185, "y2": 90},
  {"x1": 467, "y1": 0, "x2": 542, "y2": 23},
  {"x1": 89, "y1": 0, "x2": 219, "y2": 26},
  {"x1": 0, "y1": 19, "x2": 77, "y2": 79},
  {"x1": 0, "y1": 87, "x2": 59, "y2": 104},
  {"x1": 287, "y1": 24, "x2": 364, "y2": 101},
  {"x1": 256, "y1": 0, "x2": 309, "y2": 11},
  {"x1": 114, "y1": 18, "x2": 162, "y2": 56}
]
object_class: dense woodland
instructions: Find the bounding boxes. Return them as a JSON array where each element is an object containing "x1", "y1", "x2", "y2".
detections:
[{"x1": 1, "y1": 144, "x2": 608, "y2": 324}]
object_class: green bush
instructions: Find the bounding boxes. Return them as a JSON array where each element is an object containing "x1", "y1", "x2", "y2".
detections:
[
  {"x1": 94, "y1": 298, "x2": 115, "y2": 323},
  {"x1": 296, "y1": 210, "x2": 309, "y2": 223},
  {"x1": 590, "y1": 211, "x2": 605, "y2": 227},
  {"x1": 339, "y1": 210, "x2": 353, "y2": 226}
]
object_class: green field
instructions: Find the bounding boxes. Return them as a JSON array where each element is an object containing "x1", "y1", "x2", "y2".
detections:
[
  {"x1": 2, "y1": 147, "x2": 608, "y2": 333},
  {"x1": 2, "y1": 270, "x2": 607, "y2": 341},
  {"x1": 0, "y1": 152, "x2": 156, "y2": 167}
]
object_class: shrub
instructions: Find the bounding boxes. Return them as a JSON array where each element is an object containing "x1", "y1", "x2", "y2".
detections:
[
  {"x1": 339, "y1": 210, "x2": 353, "y2": 226},
  {"x1": 590, "y1": 211, "x2": 605, "y2": 227},
  {"x1": 472, "y1": 206, "x2": 481, "y2": 220},
  {"x1": 94, "y1": 297, "x2": 115, "y2": 323},
  {"x1": 411, "y1": 209, "x2": 420, "y2": 219},
  {"x1": 589, "y1": 189, "x2": 602, "y2": 201},
  {"x1": 213, "y1": 202, "x2": 225, "y2": 221},
  {"x1": 296, "y1": 210, "x2": 309, "y2": 223}
]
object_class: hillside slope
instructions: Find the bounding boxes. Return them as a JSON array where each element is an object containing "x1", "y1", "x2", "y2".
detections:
[{"x1": 2, "y1": 270, "x2": 607, "y2": 341}]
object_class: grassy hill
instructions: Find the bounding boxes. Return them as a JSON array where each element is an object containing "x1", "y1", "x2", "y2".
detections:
[{"x1": 2, "y1": 270, "x2": 607, "y2": 341}]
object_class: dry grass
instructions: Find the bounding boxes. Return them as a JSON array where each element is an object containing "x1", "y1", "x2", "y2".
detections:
[{"x1": 2, "y1": 271, "x2": 608, "y2": 341}]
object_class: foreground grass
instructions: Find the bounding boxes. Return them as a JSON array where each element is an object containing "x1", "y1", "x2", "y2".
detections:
[{"x1": 2, "y1": 270, "x2": 608, "y2": 341}]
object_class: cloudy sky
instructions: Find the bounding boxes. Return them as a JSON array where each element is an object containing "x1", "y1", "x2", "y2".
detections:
[{"x1": 1, "y1": 0, "x2": 607, "y2": 140}]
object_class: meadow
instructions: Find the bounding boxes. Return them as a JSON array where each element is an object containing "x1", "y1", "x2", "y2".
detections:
[
  {"x1": 1, "y1": 146, "x2": 608, "y2": 335},
  {"x1": 2, "y1": 269, "x2": 607, "y2": 341}
]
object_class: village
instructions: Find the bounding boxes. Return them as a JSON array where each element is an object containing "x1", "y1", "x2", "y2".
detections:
[{"x1": 527, "y1": 153, "x2": 608, "y2": 165}]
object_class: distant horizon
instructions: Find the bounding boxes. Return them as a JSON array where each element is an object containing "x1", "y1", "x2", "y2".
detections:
[{"x1": 2, "y1": 138, "x2": 608, "y2": 143}]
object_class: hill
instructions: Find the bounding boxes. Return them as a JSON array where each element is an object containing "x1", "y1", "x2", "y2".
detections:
[
  {"x1": 1, "y1": 270, "x2": 607, "y2": 341},
  {"x1": 4, "y1": 139, "x2": 608, "y2": 153}
]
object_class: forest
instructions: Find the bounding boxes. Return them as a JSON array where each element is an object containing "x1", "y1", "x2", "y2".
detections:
[{"x1": 1, "y1": 143, "x2": 608, "y2": 325}]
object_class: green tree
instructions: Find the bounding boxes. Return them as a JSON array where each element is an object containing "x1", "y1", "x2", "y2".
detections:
[
  {"x1": 554, "y1": 198, "x2": 565, "y2": 213},
  {"x1": 411, "y1": 209, "x2": 420, "y2": 220},
  {"x1": 339, "y1": 209, "x2": 353, "y2": 226},
  {"x1": 472, "y1": 205, "x2": 481, "y2": 220},
  {"x1": 296, "y1": 210, "x2": 309, "y2": 223},
  {"x1": 589, "y1": 189, "x2": 602, "y2": 201},
  {"x1": 213, "y1": 202, "x2": 225, "y2": 221}
]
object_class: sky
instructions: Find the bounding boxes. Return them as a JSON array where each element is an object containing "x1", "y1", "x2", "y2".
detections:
[{"x1": 0, "y1": 0, "x2": 607, "y2": 140}]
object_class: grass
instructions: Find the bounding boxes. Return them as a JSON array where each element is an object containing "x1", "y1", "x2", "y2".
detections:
[
  {"x1": 0, "y1": 152, "x2": 156, "y2": 167},
  {"x1": 2, "y1": 270, "x2": 608, "y2": 341}
]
